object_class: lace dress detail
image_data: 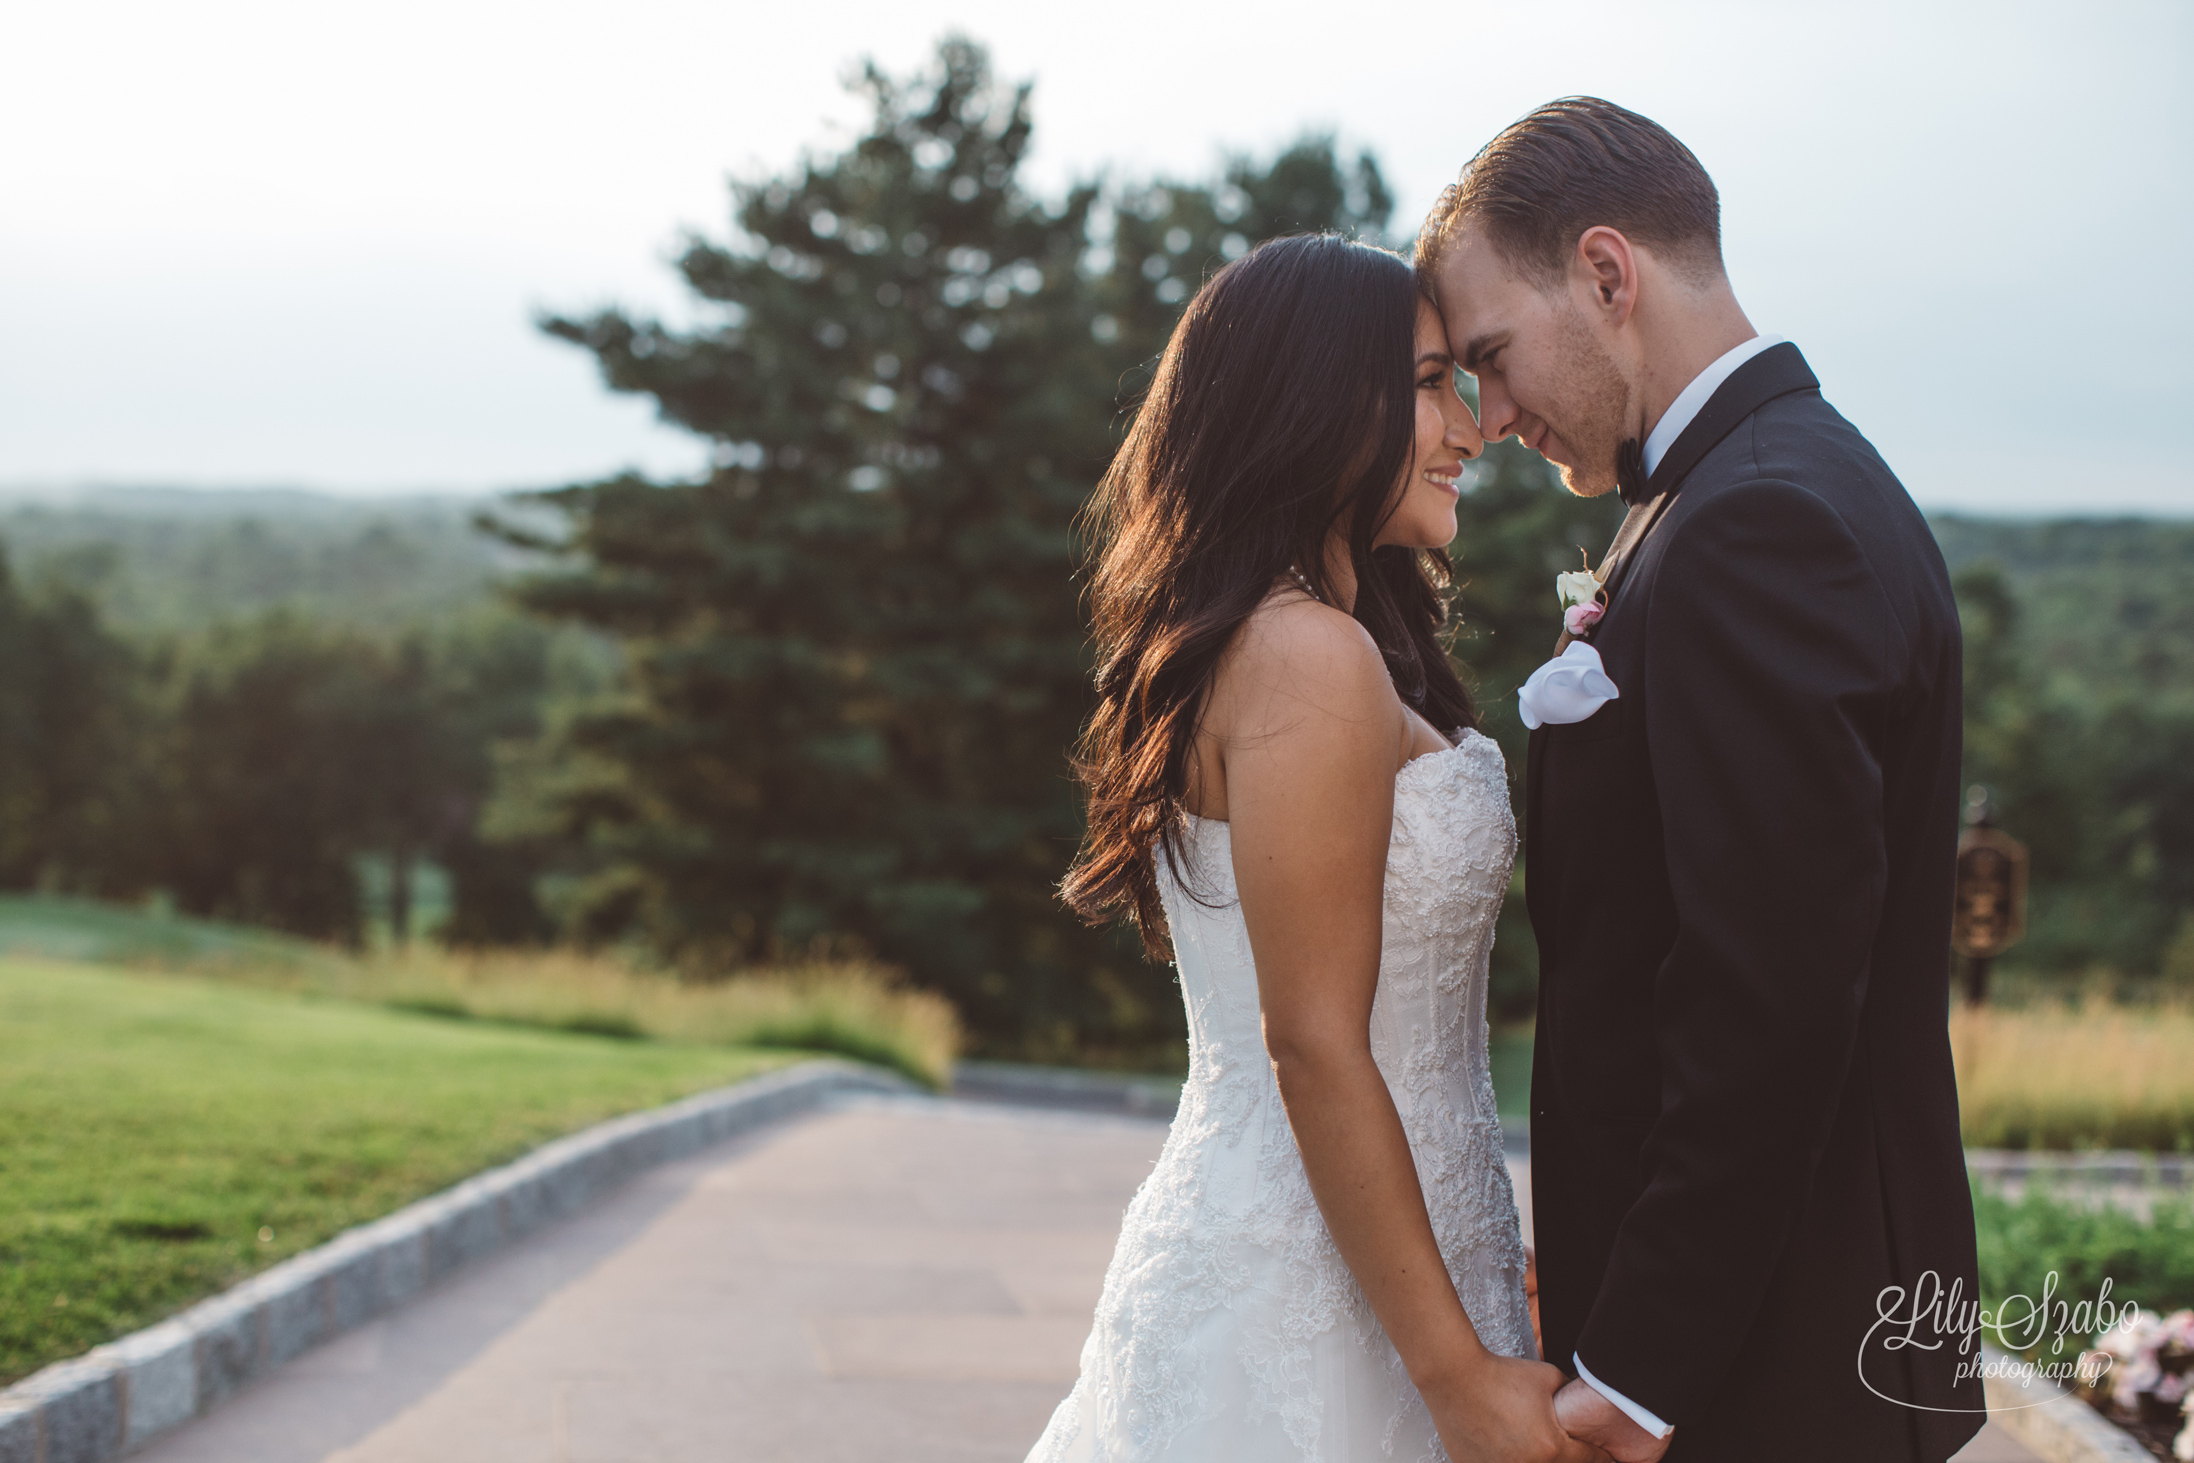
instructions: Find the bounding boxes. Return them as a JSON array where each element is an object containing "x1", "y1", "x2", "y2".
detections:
[{"x1": 1027, "y1": 730, "x2": 1530, "y2": 1463}]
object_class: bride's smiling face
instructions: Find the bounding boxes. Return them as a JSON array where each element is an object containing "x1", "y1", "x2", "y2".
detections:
[{"x1": 1374, "y1": 297, "x2": 1486, "y2": 550}]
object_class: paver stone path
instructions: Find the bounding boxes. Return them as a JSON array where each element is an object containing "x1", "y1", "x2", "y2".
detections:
[{"x1": 130, "y1": 1093, "x2": 2037, "y2": 1461}]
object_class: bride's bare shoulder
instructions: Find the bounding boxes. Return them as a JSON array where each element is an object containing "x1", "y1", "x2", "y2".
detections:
[
  {"x1": 1233, "y1": 591, "x2": 1381, "y2": 669},
  {"x1": 1210, "y1": 592, "x2": 1396, "y2": 734}
]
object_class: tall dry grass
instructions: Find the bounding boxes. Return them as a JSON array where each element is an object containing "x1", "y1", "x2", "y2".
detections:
[
  {"x1": 1952, "y1": 1001, "x2": 2194, "y2": 1151},
  {"x1": 319, "y1": 948, "x2": 962, "y2": 1089}
]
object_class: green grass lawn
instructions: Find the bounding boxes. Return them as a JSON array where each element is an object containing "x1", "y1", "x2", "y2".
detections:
[{"x1": 0, "y1": 957, "x2": 793, "y2": 1387}]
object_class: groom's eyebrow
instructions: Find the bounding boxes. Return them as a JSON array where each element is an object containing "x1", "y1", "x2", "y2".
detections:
[{"x1": 1458, "y1": 334, "x2": 1499, "y2": 371}]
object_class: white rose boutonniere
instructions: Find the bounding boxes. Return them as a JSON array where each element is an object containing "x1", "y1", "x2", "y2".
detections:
[
  {"x1": 1555, "y1": 570, "x2": 1600, "y2": 610},
  {"x1": 1555, "y1": 568, "x2": 1605, "y2": 638}
]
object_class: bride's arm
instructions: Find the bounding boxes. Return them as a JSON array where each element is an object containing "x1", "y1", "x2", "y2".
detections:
[{"x1": 1217, "y1": 605, "x2": 1599, "y2": 1463}]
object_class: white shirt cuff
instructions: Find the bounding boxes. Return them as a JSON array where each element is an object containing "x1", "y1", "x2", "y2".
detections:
[{"x1": 1573, "y1": 1352, "x2": 1674, "y2": 1440}]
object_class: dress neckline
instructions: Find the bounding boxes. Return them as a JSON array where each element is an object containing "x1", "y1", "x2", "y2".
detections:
[{"x1": 1183, "y1": 728, "x2": 1482, "y2": 827}]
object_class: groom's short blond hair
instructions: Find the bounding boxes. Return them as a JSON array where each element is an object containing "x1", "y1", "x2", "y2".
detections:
[{"x1": 1419, "y1": 97, "x2": 1724, "y2": 287}]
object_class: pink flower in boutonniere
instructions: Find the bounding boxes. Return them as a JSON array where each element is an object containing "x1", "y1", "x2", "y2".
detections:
[{"x1": 1563, "y1": 601, "x2": 1604, "y2": 637}]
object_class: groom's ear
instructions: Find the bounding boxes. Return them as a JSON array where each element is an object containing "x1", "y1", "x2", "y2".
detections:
[{"x1": 1574, "y1": 226, "x2": 1640, "y2": 325}]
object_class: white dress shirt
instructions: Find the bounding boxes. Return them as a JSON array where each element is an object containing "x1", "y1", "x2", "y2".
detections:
[
  {"x1": 1640, "y1": 333, "x2": 1784, "y2": 478},
  {"x1": 1566, "y1": 330, "x2": 1782, "y2": 1444}
]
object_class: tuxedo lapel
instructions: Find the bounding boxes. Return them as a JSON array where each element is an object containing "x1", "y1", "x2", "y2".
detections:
[
  {"x1": 1590, "y1": 492, "x2": 1676, "y2": 614},
  {"x1": 1641, "y1": 341, "x2": 1819, "y2": 501}
]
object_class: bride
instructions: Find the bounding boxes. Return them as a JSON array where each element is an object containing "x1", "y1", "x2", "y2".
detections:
[{"x1": 1031, "y1": 234, "x2": 1599, "y2": 1463}]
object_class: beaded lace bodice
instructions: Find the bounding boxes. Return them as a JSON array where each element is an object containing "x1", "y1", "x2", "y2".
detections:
[{"x1": 1028, "y1": 729, "x2": 1531, "y2": 1462}]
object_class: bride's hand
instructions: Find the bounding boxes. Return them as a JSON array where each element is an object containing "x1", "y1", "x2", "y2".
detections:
[{"x1": 1420, "y1": 1353, "x2": 1610, "y2": 1463}]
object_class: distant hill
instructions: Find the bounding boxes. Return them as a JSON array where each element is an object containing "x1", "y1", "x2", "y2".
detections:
[
  {"x1": 0, "y1": 485, "x2": 558, "y2": 634},
  {"x1": 1930, "y1": 514, "x2": 2194, "y2": 699},
  {"x1": 3, "y1": 489, "x2": 2186, "y2": 696},
  {"x1": 1929, "y1": 515, "x2": 2194, "y2": 576}
]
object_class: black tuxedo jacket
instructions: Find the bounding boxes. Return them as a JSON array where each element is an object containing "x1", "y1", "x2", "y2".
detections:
[{"x1": 1525, "y1": 344, "x2": 1983, "y2": 1462}]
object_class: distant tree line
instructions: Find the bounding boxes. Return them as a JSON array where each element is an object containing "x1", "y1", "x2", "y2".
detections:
[
  {"x1": 1, "y1": 39, "x2": 2180, "y2": 1066},
  {"x1": 0, "y1": 549, "x2": 559, "y2": 947}
]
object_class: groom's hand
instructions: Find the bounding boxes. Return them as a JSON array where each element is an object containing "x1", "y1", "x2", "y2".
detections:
[
  {"x1": 1553, "y1": 1377, "x2": 1672, "y2": 1463},
  {"x1": 1423, "y1": 1355, "x2": 1609, "y2": 1463}
]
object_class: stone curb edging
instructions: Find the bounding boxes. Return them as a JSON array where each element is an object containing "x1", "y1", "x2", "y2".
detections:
[
  {"x1": 1969, "y1": 1149, "x2": 2194, "y2": 1191},
  {"x1": 950, "y1": 1060, "x2": 1182, "y2": 1118},
  {"x1": 0, "y1": 1059, "x2": 914, "y2": 1463},
  {"x1": 1980, "y1": 1343, "x2": 2157, "y2": 1463}
]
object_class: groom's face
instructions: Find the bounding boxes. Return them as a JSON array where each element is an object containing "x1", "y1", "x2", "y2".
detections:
[{"x1": 1432, "y1": 235, "x2": 1628, "y2": 499}]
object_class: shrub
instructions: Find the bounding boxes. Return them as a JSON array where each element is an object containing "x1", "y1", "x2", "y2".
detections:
[{"x1": 1974, "y1": 1183, "x2": 2194, "y2": 1323}]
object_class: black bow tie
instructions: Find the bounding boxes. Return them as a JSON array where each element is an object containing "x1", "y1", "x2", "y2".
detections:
[{"x1": 1616, "y1": 438, "x2": 1649, "y2": 507}]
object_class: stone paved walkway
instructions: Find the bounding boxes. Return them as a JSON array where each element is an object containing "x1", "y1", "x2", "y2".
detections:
[{"x1": 132, "y1": 1093, "x2": 2035, "y2": 1461}]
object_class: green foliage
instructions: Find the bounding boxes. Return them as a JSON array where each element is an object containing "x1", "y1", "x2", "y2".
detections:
[
  {"x1": 1488, "y1": 1027, "x2": 1535, "y2": 1116},
  {"x1": 2163, "y1": 916, "x2": 2194, "y2": 998},
  {"x1": 150, "y1": 615, "x2": 397, "y2": 940},
  {"x1": 1931, "y1": 517, "x2": 2194, "y2": 704},
  {"x1": 138, "y1": 610, "x2": 558, "y2": 943},
  {"x1": 1974, "y1": 1183, "x2": 2194, "y2": 1327},
  {"x1": 0, "y1": 956, "x2": 788, "y2": 1386},
  {"x1": 0, "y1": 550, "x2": 143, "y2": 897},
  {"x1": 0, "y1": 518, "x2": 569, "y2": 946},
  {"x1": 1940, "y1": 519, "x2": 2194, "y2": 984},
  {"x1": 489, "y1": 38, "x2": 1400, "y2": 1055}
]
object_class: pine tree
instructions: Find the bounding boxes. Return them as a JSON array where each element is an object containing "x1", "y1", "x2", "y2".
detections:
[{"x1": 493, "y1": 38, "x2": 1394, "y2": 1054}]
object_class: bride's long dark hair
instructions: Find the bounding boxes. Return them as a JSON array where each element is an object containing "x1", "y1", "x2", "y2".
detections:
[{"x1": 1062, "y1": 232, "x2": 1478, "y2": 960}]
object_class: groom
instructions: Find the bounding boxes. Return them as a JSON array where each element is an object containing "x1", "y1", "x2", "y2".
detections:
[{"x1": 1421, "y1": 101, "x2": 1984, "y2": 1461}]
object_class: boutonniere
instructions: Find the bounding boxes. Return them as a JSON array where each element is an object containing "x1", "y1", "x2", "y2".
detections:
[
  {"x1": 1555, "y1": 557, "x2": 1606, "y2": 639},
  {"x1": 1522, "y1": 552, "x2": 1620, "y2": 729}
]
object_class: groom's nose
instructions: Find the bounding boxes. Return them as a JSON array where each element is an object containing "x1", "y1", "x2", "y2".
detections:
[{"x1": 1475, "y1": 377, "x2": 1523, "y2": 443}]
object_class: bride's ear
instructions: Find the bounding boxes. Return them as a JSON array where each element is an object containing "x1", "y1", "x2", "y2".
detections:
[{"x1": 1573, "y1": 226, "x2": 1639, "y2": 325}]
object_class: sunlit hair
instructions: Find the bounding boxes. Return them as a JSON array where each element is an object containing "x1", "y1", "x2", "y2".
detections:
[
  {"x1": 1417, "y1": 96, "x2": 1723, "y2": 287},
  {"x1": 1061, "y1": 232, "x2": 1478, "y2": 961}
]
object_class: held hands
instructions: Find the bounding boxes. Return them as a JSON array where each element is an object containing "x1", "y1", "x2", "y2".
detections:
[
  {"x1": 1422, "y1": 1354, "x2": 1610, "y2": 1463},
  {"x1": 1553, "y1": 1377, "x2": 1674, "y2": 1463},
  {"x1": 1516, "y1": 1249, "x2": 1668, "y2": 1462}
]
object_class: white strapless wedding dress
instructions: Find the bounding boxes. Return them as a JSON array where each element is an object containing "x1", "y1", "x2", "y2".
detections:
[{"x1": 1027, "y1": 729, "x2": 1532, "y2": 1463}]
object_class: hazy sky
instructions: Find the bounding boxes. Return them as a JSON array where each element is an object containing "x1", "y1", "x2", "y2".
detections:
[{"x1": 3, "y1": 0, "x2": 2188, "y2": 513}]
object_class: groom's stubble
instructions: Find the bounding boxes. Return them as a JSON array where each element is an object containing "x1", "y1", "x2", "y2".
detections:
[{"x1": 1544, "y1": 301, "x2": 1632, "y2": 500}]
